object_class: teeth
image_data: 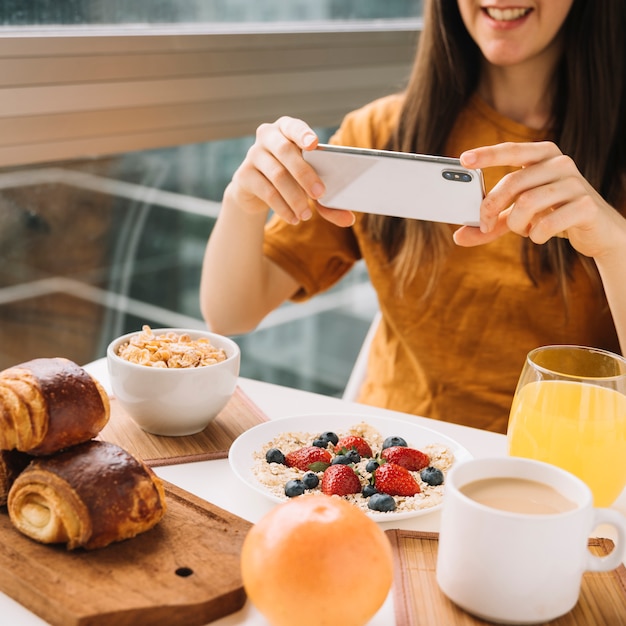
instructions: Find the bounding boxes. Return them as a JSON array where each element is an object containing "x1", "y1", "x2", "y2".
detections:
[{"x1": 485, "y1": 7, "x2": 530, "y2": 21}]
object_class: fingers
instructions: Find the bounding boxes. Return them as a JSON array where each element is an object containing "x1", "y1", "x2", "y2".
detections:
[
  {"x1": 275, "y1": 116, "x2": 319, "y2": 150},
  {"x1": 246, "y1": 147, "x2": 315, "y2": 225},
  {"x1": 485, "y1": 161, "x2": 578, "y2": 235},
  {"x1": 316, "y1": 204, "x2": 356, "y2": 228},
  {"x1": 238, "y1": 117, "x2": 355, "y2": 228},
  {"x1": 454, "y1": 141, "x2": 618, "y2": 257},
  {"x1": 453, "y1": 208, "x2": 512, "y2": 247},
  {"x1": 260, "y1": 117, "x2": 324, "y2": 201},
  {"x1": 232, "y1": 118, "x2": 323, "y2": 225},
  {"x1": 460, "y1": 141, "x2": 562, "y2": 170},
  {"x1": 460, "y1": 142, "x2": 588, "y2": 239},
  {"x1": 523, "y1": 196, "x2": 593, "y2": 245}
]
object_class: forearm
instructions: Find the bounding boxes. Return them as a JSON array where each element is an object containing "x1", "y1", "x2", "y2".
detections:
[
  {"x1": 596, "y1": 246, "x2": 626, "y2": 355},
  {"x1": 200, "y1": 192, "x2": 299, "y2": 335},
  {"x1": 200, "y1": 115, "x2": 343, "y2": 334}
]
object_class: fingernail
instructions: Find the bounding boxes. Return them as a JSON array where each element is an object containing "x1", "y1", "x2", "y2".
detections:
[
  {"x1": 301, "y1": 209, "x2": 312, "y2": 221},
  {"x1": 303, "y1": 133, "x2": 317, "y2": 148},
  {"x1": 311, "y1": 182, "x2": 325, "y2": 198}
]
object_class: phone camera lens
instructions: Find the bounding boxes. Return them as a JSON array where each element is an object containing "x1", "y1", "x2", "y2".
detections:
[{"x1": 442, "y1": 170, "x2": 472, "y2": 183}]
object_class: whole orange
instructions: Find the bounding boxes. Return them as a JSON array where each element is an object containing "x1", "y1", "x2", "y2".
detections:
[{"x1": 240, "y1": 494, "x2": 394, "y2": 626}]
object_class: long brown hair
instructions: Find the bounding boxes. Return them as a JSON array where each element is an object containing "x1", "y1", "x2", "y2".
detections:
[{"x1": 364, "y1": 0, "x2": 626, "y2": 295}]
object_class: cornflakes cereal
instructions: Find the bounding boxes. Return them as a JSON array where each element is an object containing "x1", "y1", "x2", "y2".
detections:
[{"x1": 116, "y1": 325, "x2": 227, "y2": 368}]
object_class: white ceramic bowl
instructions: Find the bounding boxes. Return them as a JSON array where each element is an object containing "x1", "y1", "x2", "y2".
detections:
[{"x1": 106, "y1": 327, "x2": 240, "y2": 436}]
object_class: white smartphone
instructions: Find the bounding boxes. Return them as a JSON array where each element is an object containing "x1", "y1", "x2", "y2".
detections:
[{"x1": 303, "y1": 144, "x2": 484, "y2": 226}]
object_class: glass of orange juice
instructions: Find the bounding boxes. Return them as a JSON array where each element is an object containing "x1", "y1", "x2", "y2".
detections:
[{"x1": 507, "y1": 345, "x2": 626, "y2": 507}]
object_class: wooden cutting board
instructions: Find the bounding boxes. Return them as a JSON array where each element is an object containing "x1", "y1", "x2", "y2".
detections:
[
  {"x1": 98, "y1": 386, "x2": 269, "y2": 466},
  {"x1": 0, "y1": 481, "x2": 252, "y2": 626}
]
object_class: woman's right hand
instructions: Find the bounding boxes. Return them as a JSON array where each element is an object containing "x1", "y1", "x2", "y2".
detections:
[{"x1": 225, "y1": 116, "x2": 355, "y2": 227}]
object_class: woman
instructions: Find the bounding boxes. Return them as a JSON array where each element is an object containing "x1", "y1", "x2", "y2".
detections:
[{"x1": 201, "y1": 0, "x2": 626, "y2": 433}]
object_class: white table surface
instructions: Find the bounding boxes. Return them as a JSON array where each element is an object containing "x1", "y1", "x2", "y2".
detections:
[{"x1": 4, "y1": 357, "x2": 625, "y2": 625}]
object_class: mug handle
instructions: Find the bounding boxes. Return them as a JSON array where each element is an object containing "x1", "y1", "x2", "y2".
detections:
[{"x1": 587, "y1": 508, "x2": 626, "y2": 572}]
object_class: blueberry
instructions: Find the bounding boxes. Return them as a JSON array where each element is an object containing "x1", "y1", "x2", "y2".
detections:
[
  {"x1": 302, "y1": 472, "x2": 319, "y2": 489},
  {"x1": 382, "y1": 436, "x2": 407, "y2": 450},
  {"x1": 362, "y1": 484, "x2": 378, "y2": 498},
  {"x1": 284, "y1": 480, "x2": 306, "y2": 497},
  {"x1": 318, "y1": 431, "x2": 339, "y2": 446},
  {"x1": 331, "y1": 454, "x2": 351, "y2": 465},
  {"x1": 420, "y1": 466, "x2": 444, "y2": 486},
  {"x1": 368, "y1": 493, "x2": 397, "y2": 512},
  {"x1": 365, "y1": 459, "x2": 380, "y2": 473},
  {"x1": 312, "y1": 438, "x2": 328, "y2": 448},
  {"x1": 266, "y1": 448, "x2": 286, "y2": 464},
  {"x1": 345, "y1": 449, "x2": 361, "y2": 464}
]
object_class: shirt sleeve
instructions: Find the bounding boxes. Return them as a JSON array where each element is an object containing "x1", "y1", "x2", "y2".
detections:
[{"x1": 262, "y1": 210, "x2": 361, "y2": 302}]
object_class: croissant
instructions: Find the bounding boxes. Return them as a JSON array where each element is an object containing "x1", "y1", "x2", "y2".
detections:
[
  {"x1": 0, "y1": 449, "x2": 31, "y2": 505},
  {"x1": 7, "y1": 440, "x2": 166, "y2": 550},
  {"x1": 0, "y1": 357, "x2": 110, "y2": 455}
]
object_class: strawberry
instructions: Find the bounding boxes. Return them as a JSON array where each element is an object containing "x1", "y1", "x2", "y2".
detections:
[
  {"x1": 321, "y1": 464, "x2": 361, "y2": 496},
  {"x1": 380, "y1": 446, "x2": 430, "y2": 471},
  {"x1": 374, "y1": 463, "x2": 421, "y2": 496},
  {"x1": 285, "y1": 446, "x2": 332, "y2": 471},
  {"x1": 334, "y1": 435, "x2": 373, "y2": 458}
]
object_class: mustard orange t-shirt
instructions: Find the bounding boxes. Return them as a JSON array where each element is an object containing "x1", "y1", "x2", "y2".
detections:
[{"x1": 262, "y1": 94, "x2": 620, "y2": 433}]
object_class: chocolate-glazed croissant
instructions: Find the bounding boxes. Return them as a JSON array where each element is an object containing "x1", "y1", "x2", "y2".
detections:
[
  {"x1": 0, "y1": 449, "x2": 31, "y2": 505},
  {"x1": 0, "y1": 357, "x2": 110, "y2": 455},
  {"x1": 7, "y1": 440, "x2": 166, "y2": 550}
]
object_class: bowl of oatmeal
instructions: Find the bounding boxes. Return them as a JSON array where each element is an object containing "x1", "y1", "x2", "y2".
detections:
[
  {"x1": 229, "y1": 413, "x2": 473, "y2": 522},
  {"x1": 107, "y1": 325, "x2": 240, "y2": 436}
]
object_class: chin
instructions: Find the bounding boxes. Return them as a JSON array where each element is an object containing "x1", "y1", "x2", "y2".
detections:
[{"x1": 480, "y1": 41, "x2": 530, "y2": 67}]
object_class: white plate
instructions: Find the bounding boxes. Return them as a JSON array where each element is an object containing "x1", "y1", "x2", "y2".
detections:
[{"x1": 228, "y1": 413, "x2": 473, "y2": 522}]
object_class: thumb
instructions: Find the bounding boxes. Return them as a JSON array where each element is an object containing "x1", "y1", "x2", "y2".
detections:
[
  {"x1": 454, "y1": 211, "x2": 511, "y2": 247},
  {"x1": 316, "y1": 204, "x2": 356, "y2": 228}
]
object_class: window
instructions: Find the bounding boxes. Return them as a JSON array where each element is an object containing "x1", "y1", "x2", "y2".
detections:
[
  {"x1": 0, "y1": 5, "x2": 422, "y2": 395},
  {"x1": 0, "y1": 1, "x2": 423, "y2": 25}
]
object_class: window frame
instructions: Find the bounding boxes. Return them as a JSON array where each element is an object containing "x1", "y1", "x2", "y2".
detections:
[{"x1": 0, "y1": 20, "x2": 421, "y2": 167}]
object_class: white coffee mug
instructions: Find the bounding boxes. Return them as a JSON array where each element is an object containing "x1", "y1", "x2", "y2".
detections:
[{"x1": 436, "y1": 457, "x2": 626, "y2": 624}]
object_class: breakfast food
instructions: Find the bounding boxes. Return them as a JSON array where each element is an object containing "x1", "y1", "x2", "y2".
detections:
[
  {"x1": 241, "y1": 495, "x2": 393, "y2": 626},
  {"x1": 0, "y1": 357, "x2": 110, "y2": 455},
  {"x1": 0, "y1": 449, "x2": 31, "y2": 505},
  {"x1": 253, "y1": 421, "x2": 455, "y2": 515},
  {"x1": 0, "y1": 356, "x2": 167, "y2": 551},
  {"x1": 8, "y1": 440, "x2": 166, "y2": 550},
  {"x1": 116, "y1": 325, "x2": 227, "y2": 368}
]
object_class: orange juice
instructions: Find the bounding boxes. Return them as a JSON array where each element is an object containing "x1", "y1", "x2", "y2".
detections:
[{"x1": 508, "y1": 380, "x2": 626, "y2": 506}]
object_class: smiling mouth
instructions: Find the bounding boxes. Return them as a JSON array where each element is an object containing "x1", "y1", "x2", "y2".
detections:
[{"x1": 484, "y1": 7, "x2": 532, "y2": 22}]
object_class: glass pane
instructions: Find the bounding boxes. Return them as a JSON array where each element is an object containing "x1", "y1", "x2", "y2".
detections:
[
  {"x1": 0, "y1": 132, "x2": 377, "y2": 396},
  {"x1": 0, "y1": 0, "x2": 423, "y2": 26}
]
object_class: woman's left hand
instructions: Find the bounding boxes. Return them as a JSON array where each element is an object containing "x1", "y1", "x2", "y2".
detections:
[{"x1": 453, "y1": 141, "x2": 626, "y2": 261}]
